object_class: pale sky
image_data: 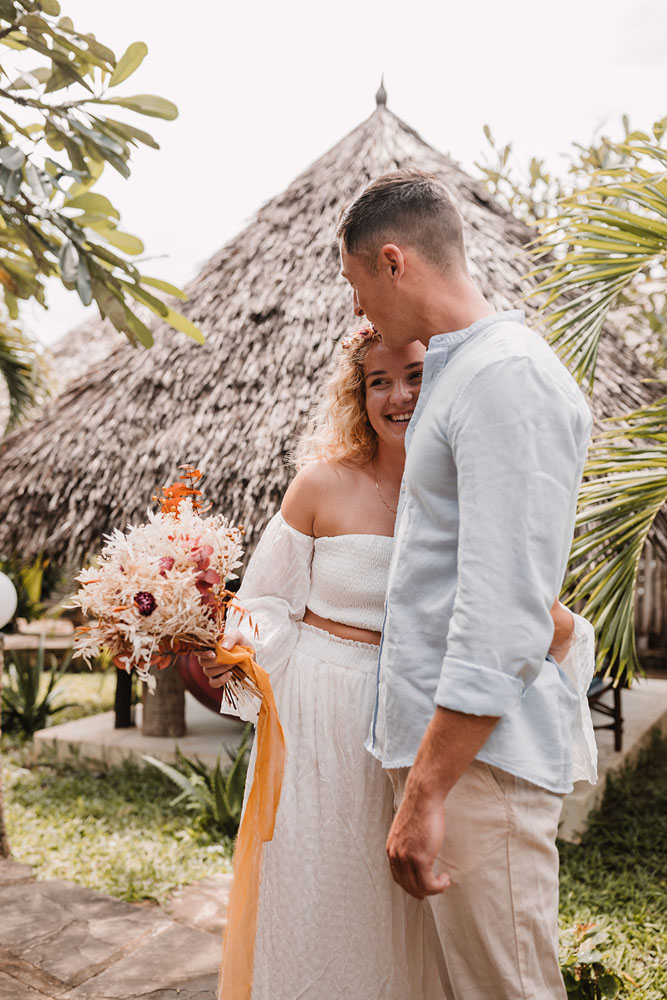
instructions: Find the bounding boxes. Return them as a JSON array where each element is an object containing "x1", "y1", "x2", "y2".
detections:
[{"x1": 17, "y1": 0, "x2": 667, "y2": 345}]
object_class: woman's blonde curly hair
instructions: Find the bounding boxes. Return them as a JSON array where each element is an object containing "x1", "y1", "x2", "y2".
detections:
[{"x1": 294, "y1": 327, "x2": 382, "y2": 469}]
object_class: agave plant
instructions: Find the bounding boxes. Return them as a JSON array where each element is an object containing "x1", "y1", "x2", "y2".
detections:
[
  {"x1": 1, "y1": 636, "x2": 76, "y2": 736},
  {"x1": 528, "y1": 123, "x2": 667, "y2": 683},
  {"x1": 143, "y1": 724, "x2": 252, "y2": 839}
]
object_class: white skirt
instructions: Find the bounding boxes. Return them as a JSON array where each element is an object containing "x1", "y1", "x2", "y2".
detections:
[{"x1": 248, "y1": 622, "x2": 442, "y2": 999}]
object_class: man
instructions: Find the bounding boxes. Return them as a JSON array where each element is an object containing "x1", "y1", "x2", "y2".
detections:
[{"x1": 338, "y1": 169, "x2": 591, "y2": 999}]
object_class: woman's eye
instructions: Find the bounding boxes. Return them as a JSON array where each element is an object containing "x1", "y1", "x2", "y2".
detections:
[
  {"x1": 410, "y1": 371, "x2": 423, "y2": 381},
  {"x1": 370, "y1": 379, "x2": 388, "y2": 387}
]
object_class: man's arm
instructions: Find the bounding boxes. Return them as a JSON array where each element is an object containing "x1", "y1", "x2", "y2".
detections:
[{"x1": 386, "y1": 707, "x2": 498, "y2": 898}]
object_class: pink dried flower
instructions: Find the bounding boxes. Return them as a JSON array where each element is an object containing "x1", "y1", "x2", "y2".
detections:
[{"x1": 158, "y1": 556, "x2": 175, "y2": 576}]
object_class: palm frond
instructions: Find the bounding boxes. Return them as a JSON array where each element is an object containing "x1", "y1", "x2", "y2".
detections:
[
  {"x1": 528, "y1": 137, "x2": 667, "y2": 390},
  {"x1": 565, "y1": 397, "x2": 667, "y2": 682},
  {"x1": 0, "y1": 320, "x2": 46, "y2": 430}
]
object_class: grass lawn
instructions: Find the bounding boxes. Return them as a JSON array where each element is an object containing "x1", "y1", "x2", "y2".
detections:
[
  {"x1": 51, "y1": 669, "x2": 118, "y2": 723},
  {"x1": 3, "y1": 738, "x2": 233, "y2": 903},
  {"x1": 2, "y1": 667, "x2": 234, "y2": 903},
  {"x1": 558, "y1": 729, "x2": 667, "y2": 999}
]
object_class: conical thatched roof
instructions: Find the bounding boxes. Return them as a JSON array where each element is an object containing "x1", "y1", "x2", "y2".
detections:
[{"x1": 0, "y1": 105, "x2": 663, "y2": 568}]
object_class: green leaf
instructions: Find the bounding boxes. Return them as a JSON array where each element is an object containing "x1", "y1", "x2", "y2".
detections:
[
  {"x1": 119, "y1": 279, "x2": 168, "y2": 317},
  {"x1": 123, "y1": 309, "x2": 154, "y2": 347},
  {"x1": 84, "y1": 241, "x2": 139, "y2": 278},
  {"x1": 141, "y1": 275, "x2": 188, "y2": 300},
  {"x1": 0, "y1": 146, "x2": 26, "y2": 171},
  {"x1": 59, "y1": 240, "x2": 79, "y2": 285},
  {"x1": 18, "y1": 12, "x2": 49, "y2": 32},
  {"x1": 88, "y1": 223, "x2": 144, "y2": 255},
  {"x1": 76, "y1": 256, "x2": 92, "y2": 306},
  {"x1": 64, "y1": 192, "x2": 119, "y2": 219},
  {"x1": 97, "y1": 93, "x2": 178, "y2": 120},
  {"x1": 43, "y1": 59, "x2": 93, "y2": 95},
  {"x1": 109, "y1": 41, "x2": 148, "y2": 87},
  {"x1": 92, "y1": 116, "x2": 159, "y2": 150},
  {"x1": 23, "y1": 162, "x2": 46, "y2": 200},
  {"x1": 163, "y1": 306, "x2": 205, "y2": 344},
  {"x1": 38, "y1": 0, "x2": 60, "y2": 13},
  {"x1": 0, "y1": 0, "x2": 17, "y2": 21},
  {"x1": 44, "y1": 124, "x2": 65, "y2": 150},
  {"x1": 598, "y1": 974, "x2": 621, "y2": 998}
]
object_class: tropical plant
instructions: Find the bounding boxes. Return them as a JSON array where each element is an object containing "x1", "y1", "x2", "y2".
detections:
[
  {"x1": 0, "y1": 320, "x2": 44, "y2": 428},
  {"x1": 564, "y1": 400, "x2": 667, "y2": 680},
  {"x1": 526, "y1": 125, "x2": 667, "y2": 682},
  {"x1": 1, "y1": 635, "x2": 75, "y2": 735},
  {"x1": 560, "y1": 923, "x2": 623, "y2": 999},
  {"x1": 143, "y1": 724, "x2": 253, "y2": 840},
  {"x1": 529, "y1": 127, "x2": 667, "y2": 388},
  {"x1": 0, "y1": 0, "x2": 204, "y2": 427}
]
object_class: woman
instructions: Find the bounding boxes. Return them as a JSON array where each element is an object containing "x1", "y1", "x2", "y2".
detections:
[{"x1": 202, "y1": 328, "x2": 596, "y2": 999}]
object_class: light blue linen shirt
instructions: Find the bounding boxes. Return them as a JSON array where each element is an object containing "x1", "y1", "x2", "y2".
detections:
[{"x1": 365, "y1": 311, "x2": 592, "y2": 793}]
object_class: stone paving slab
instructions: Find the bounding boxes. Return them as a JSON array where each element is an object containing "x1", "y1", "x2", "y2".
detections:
[
  {"x1": 0, "y1": 863, "x2": 222, "y2": 1000},
  {"x1": 164, "y1": 874, "x2": 232, "y2": 935},
  {"x1": 63, "y1": 924, "x2": 220, "y2": 999},
  {"x1": 0, "y1": 969, "x2": 53, "y2": 1000},
  {"x1": 0, "y1": 879, "x2": 171, "y2": 985},
  {"x1": 0, "y1": 943, "x2": 68, "y2": 998},
  {"x1": 0, "y1": 860, "x2": 32, "y2": 883}
]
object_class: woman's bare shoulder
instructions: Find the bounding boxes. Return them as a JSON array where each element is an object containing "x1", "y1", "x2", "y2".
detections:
[{"x1": 281, "y1": 460, "x2": 355, "y2": 535}]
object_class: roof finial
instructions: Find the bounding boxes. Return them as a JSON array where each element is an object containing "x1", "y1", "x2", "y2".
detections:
[{"x1": 375, "y1": 75, "x2": 387, "y2": 109}]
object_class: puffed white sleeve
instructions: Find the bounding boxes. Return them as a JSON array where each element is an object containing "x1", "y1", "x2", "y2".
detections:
[
  {"x1": 223, "y1": 511, "x2": 314, "y2": 720},
  {"x1": 558, "y1": 613, "x2": 598, "y2": 785}
]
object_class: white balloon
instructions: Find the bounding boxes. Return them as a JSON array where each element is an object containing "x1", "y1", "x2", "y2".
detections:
[{"x1": 0, "y1": 571, "x2": 18, "y2": 629}]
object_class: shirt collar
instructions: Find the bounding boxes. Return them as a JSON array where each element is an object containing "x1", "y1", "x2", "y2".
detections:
[{"x1": 425, "y1": 309, "x2": 525, "y2": 356}]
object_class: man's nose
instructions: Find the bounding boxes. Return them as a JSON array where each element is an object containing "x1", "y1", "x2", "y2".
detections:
[{"x1": 353, "y1": 290, "x2": 365, "y2": 318}]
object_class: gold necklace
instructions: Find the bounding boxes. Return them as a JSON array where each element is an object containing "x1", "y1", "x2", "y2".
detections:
[{"x1": 373, "y1": 461, "x2": 398, "y2": 515}]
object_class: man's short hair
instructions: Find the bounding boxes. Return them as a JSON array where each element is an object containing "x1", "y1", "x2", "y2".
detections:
[{"x1": 337, "y1": 169, "x2": 466, "y2": 272}]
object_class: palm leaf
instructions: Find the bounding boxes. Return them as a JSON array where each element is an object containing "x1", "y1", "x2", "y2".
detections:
[
  {"x1": 564, "y1": 397, "x2": 667, "y2": 682},
  {"x1": 527, "y1": 137, "x2": 667, "y2": 390},
  {"x1": 0, "y1": 320, "x2": 45, "y2": 430}
]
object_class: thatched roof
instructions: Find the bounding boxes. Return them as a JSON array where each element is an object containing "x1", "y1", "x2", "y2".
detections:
[{"x1": 0, "y1": 104, "x2": 663, "y2": 568}]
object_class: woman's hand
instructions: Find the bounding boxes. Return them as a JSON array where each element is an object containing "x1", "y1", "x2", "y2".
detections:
[
  {"x1": 196, "y1": 629, "x2": 256, "y2": 688},
  {"x1": 549, "y1": 599, "x2": 574, "y2": 663}
]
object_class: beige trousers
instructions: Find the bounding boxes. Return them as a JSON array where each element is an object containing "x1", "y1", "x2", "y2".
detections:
[{"x1": 389, "y1": 761, "x2": 567, "y2": 1000}]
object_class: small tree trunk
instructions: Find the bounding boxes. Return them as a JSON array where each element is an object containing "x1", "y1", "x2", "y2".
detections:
[
  {"x1": 142, "y1": 666, "x2": 186, "y2": 737},
  {"x1": 0, "y1": 636, "x2": 11, "y2": 858}
]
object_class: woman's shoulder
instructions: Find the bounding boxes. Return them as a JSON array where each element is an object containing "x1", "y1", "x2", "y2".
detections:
[{"x1": 281, "y1": 459, "x2": 366, "y2": 534}]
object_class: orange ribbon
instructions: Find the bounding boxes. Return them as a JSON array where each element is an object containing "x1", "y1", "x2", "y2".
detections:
[{"x1": 216, "y1": 642, "x2": 285, "y2": 1000}]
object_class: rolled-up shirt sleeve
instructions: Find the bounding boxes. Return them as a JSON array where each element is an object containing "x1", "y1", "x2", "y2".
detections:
[{"x1": 434, "y1": 356, "x2": 591, "y2": 718}]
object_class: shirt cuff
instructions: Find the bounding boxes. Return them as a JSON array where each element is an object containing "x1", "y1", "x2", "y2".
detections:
[{"x1": 434, "y1": 656, "x2": 524, "y2": 717}]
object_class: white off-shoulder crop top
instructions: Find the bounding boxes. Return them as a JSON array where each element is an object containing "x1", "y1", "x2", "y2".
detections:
[{"x1": 307, "y1": 534, "x2": 393, "y2": 631}]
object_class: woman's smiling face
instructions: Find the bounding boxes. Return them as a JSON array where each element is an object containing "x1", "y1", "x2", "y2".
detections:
[{"x1": 363, "y1": 340, "x2": 425, "y2": 445}]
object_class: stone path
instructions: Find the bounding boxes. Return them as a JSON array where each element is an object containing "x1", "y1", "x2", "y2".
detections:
[{"x1": 0, "y1": 860, "x2": 232, "y2": 1000}]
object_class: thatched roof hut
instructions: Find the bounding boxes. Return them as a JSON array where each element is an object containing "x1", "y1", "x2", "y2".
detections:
[{"x1": 0, "y1": 100, "x2": 663, "y2": 571}]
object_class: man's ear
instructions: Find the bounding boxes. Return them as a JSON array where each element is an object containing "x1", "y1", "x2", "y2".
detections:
[{"x1": 379, "y1": 243, "x2": 405, "y2": 283}]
